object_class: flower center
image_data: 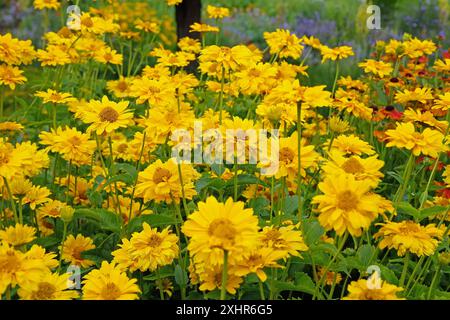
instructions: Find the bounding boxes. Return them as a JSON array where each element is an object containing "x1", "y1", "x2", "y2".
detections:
[
  {"x1": 0, "y1": 250, "x2": 20, "y2": 273},
  {"x1": 147, "y1": 234, "x2": 163, "y2": 247},
  {"x1": 399, "y1": 221, "x2": 421, "y2": 235},
  {"x1": 81, "y1": 17, "x2": 94, "y2": 28},
  {"x1": 117, "y1": 143, "x2": 128, "y2": 153},
  {"x1": 279, "y1": 147, "x2": 295, "y2": 164},
  {"x1": 117, "y1": 81, "x2": 128, "y2": 92},
  {"x1": 152, "y1": 167, "x2": 172, "y2": 184},
  {"x1": 208, "y1": 218, "x2": 236, "y2": 241},
  {"x1": 99, "y1": 107, "x2": 119, "y2": 123},
  {"x1": 100, "y1": 282, "x2": 122, "y2": 300},
  {"x1": 341, "y1": 157, "x2": 364, "y2": 174},
  {"x1": 32, "y1": 282, "x2": 56, "y2": 300},
  {"x1": 336, "y1": 190, "x2": 359, "y2": 211}
]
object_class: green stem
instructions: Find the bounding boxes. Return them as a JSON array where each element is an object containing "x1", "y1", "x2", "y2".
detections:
[
  {"x1": 3, "y1": 177, "x2": 18, "y2": 223},
  {"x1": 220, "y1": 250, "x2": 229, "y2": 300},
  {"x1": 426, "y1": 265, "x2": 441, "y2": 300},
  {"x1": 58, "y1": 222, "x2": 68, "y2": 271},
  {"x1": 399, "y1": 252, "x2": 410, "y2": 288},
  {"x1": 296, "y1": 101, "x2": 302, "y2": 219},
  {"x1": 156, "y1": 269, "x2": 165, "y2": 300},
  {"x1": 258, "y1": 280, "x2": 266, "y2": 300}
]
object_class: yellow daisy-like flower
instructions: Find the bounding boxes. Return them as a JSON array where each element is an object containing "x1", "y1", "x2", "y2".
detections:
[
  {"x1": 23, "y1": 185, "x2": 51, "y2": 210},
  {"x1": 134, "y1": 158, "x2": 198, "y2": 203},
  {"x1": 358, "y1": 59, "x2": 393, "y2": 78},
  {"x1": 0, "y1": 140, "x2": 34, "y2": 180},
  {"x1": 189, "y1": 23, "x2": 219, "y2": 33},
  {"x1": 234, "y1": 247, "x2": 285, "y2": 282},
  {"x1": 60, "y1": 234, "x2": 96, "y2": 268},
  {"x1": 79, "y1": 96, "x2": 134, "y2": 135},
  {"x1": 35, "y1": 89, "x2": 76, "y2": 105},
  {"x1": 33, "y1": 0, "x2": 60, "y2": 10},
  {"x1": 312, "y1": 174, "x2": 385, "y2": 236},
  {"x1": 197, "y1": 264, "x2": 243, "y2": 294},
  {"x1": 18, "y1": 271, "x2": 79, "y2": 300},
  {"x1": 106, "y1": 76, "x2": 134, "y2": 98},
  {"x1": 374, "y1": 220, "x2": 444, "y2": 257},
  {"x1": 127, "y1": 223, "x2": 179, "y2": 272},
  {"x1": 263, "y1": 29, "x2": 304, "y2": 59},
  {"x1": 394, "y1": 87, "x2": 434, "y2": 105},
  {"x1": 0, "y1": 224, "x2": 36, "y2": 247},
  {"x1": 0, "y1": 121, "x2": 24, "y2": 132},
  {"x1": 319, "y1": 45, "x2": 354, "y2": 63},
  {"x1": 343, "y1": 277, "x2": 404, "y2": 300},
  {"x1": 82, "y1": 261, "x2": 140, "y2": 300},
  {"x1": 207, "y1": 5, "x2": 230, "y2": 19},
  {"x1": 37, "y1": 45, "x2": 71, "y2": 66},
  {"x1": 182, "y1": 196, "x2": 260, "y2": 266},
  {"x1": 36, "y1": 199, "x2": 71, "y2": 219},
  {"x1": 134, "y1": 19, "x2": 160, "y2": 33},
  {"x1": 323, "y1": 150, "x2": 384, "y2": 188},
  {"x1": 94, "y1": 47, "x2": 123, "y2": 65},
  {"x1": 433, "y1": 58, "x2": 450, "y2": 73},
  {"x1": 0, "y1": 64, "x2": 27, "y2": 89},
  {"x1": 0, "y1": 242, "x2": 47, "y2": 295},
  {"x1": 328, "y1": 134, "x2": 375, "y2": 156},
  {"x1": 432, "y1": 92, "x2": 450, "y2": 112},
  {"x1": 259, "y1": 225, "x2": 309, "y2": 258},
  {"x1": 385, "y1": 122, "x2": 446, "y2": 158},
  {"x1": 39, "y1": 126, "x2": 96, "y2": 166},
  {"x1": 178, "y1": 37, "x2": 202, "y2": 53}
]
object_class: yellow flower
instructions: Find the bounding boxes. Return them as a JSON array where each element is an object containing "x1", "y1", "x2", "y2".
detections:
[
  {"x1": 0, "y1": 140, "x2": 34, "y2": 180},
  {"x1": 167, "y1": 0, "x2": 183, "y2": 6},
  {"x1": 358, "y1": 59, "x2": 393, "y2": 78},
  {"x1": 328, "y1": 134, "x2": 375, "y2": 156},
  {"x1": 312, "y1": 174, "x2": 385, "y2": 236},
  {"x1": 0, "y1": 121, "x2": 24, "y2": 132},
  {"x1": 107, "y1": 76, "x2": 134, "y2": 98},
  {"x1": 0, "y1": 224, "x2": 36, "y2": 247},
  {"x1": 60, "y1": 234, "x2": 96, "y2": 268},
  {"x1": 328, "y1": 116, "x2": 351, "y2": 134},
  {"x1": 434, "y1": 58, "x2": 450, "y2": 73},
  {"x1": 0, "y1": 242, "x2": 47, "y2": 295},
  {"x1": 94, "y1": 47, "x2": 123, "y2": 65},
  {"x1": 134, "y1": 158, "x2": 198, "y2": 203},
  {"x1": 234, "y1": 248, "x2": 284, "y2": 281},
  {"x1": 134, "y1": 19, "x2": 160, "y2": 33},
  {"x1": 197, "y1": 264, "x2": 243, "y2": 294},
  {"x1": 403, "y1": 108, "x2": 448, "y2": 132},
  {"x1": 433, "y1": 92, "x2": 450, "y2": 112},
  {"x1": 263, "y1": 29, "x2": 303, "y2": 59},
  {"x1": 0, "y1": 33, "x2": 36, "y2": 65},
  {"x1": 385, "y1": 122, "x2": 446, "y2": 157},
  {"x1": 402, "y1": 37, "x2": 436, "y2": 58},
  {"x1": 39, "y1": 126, "x2": 96, "y2": 166},
  {"x1": 37, "y1": 45, "x2": 71, "y2": 66},
  {"x1": 130, "y1": 76, "x2": 176, "y2": 107},
  {"x1": 0, "y1": 64, "x2": 26, "y2": 89},
  {"x1": 36, "y1": 199, "x2": 71, "y2": 219},
  {"x1": 317, "y1": 267, "x2": 342, "y2": 286},
  {"x1": 259, "y1": 225, "x2": 308, "y2": 258},
  {"x1": 125, "y1": 223, "x2": 179, "y2": 272},
  {"x1": 199, "y1": 45, "x2": 259, "y2": 77},
  {"x1": 82, "y1": 261, "x2": 140, "y2": 300},
  {"x1": 207, "y1": 5, "x2": 230, "y2": 19},
  {"x1": 323, "y1": 150, "x2": 384, "y2": 188},
  {"x1": 374, "y1": 220, "x2": 444, "y2": 257},
  {"x1": 343, "y1": 277, "x2": 404, "y2": 300},
  {"x1": 33, "y1": 0, "x2": 60, "y2": 10},
  {"x1": 178, "y1": 37, "x2": 202, "y2": 53},
  {"x1": 18, "y1": 271, "x2": 79, "y2": 300},
  {"x1": 79, "y1": 96, "x2": 134, "y2": 135},
  {"x1": 319, "y1": 45, "x2": 354, "y2": 63},
  {"x1": 182, "y1": 196, "x2": 260, "y2": 266},
  {"x1": 189, "y1": 23, "x2": 219, "y2": 33},
  {"x1": 395, "y1": 87, "x2": 434, "y2": 105},
  {"x1": 23, "y1": 185, "x2": 51, "y2": 210},
  {"x1": 35, "y1": 89, "x2": 76, "y2": 104}
]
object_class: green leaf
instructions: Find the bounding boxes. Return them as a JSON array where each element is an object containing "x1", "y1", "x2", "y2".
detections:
[
  {"x1": 395, "y1": 202, "x2": 419, "y2": 218},
  {"x1": 357, "y1": 244, "x2": 376, "y2": 268},
  {"x1": 284, "y1": 195, "x2": 299, "y2": 215},
  {"x1": 174, "y1": 264, "x2": 188, "y2": 286},
  {"x1": 302, "y1": 220, "x2": 324, "y2": 246},
  {"x1": 74, "y1": 208, "x2": 122, "y2": 234},
  {"x1": 378, "y1": 265, "x2": 399, "y2": 285},
  {"x1": 417, "y1": 206, "x2": 448, "y2": 221}
]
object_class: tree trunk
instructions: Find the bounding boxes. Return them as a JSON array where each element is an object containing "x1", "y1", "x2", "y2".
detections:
[{"x1": 175, "y1": 0, "x2": 202, "y2": 42}]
